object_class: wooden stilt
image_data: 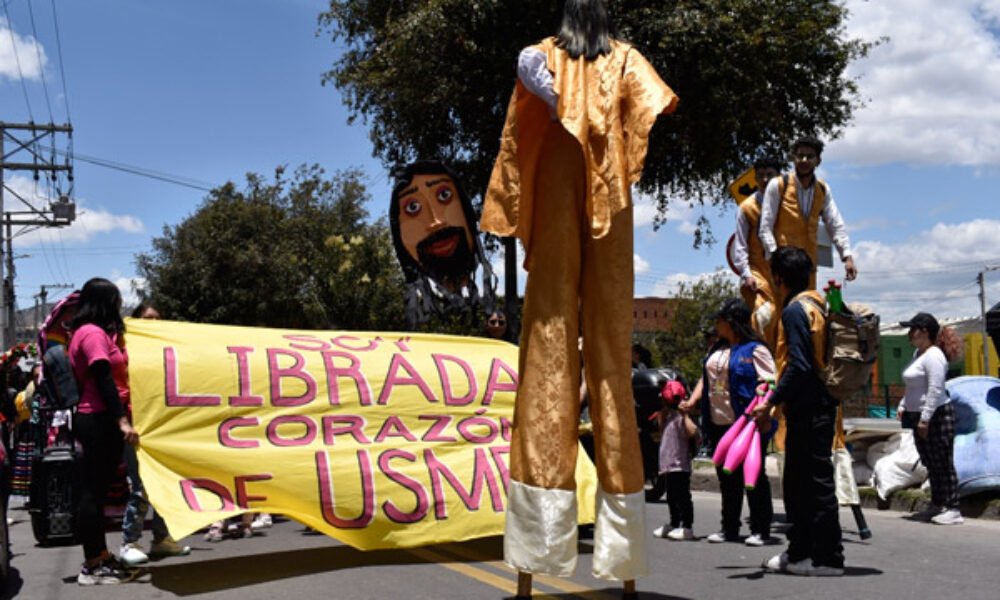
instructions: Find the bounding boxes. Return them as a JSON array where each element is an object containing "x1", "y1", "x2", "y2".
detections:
[
  {"x1": 516, "y1": 572, "x2": 532, "y2": 598},
  {"x1": 622, "y1": 579, "x2": 637, "y2": 599}
]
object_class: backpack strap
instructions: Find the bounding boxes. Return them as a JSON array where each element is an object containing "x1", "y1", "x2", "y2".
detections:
[{"x1": 796, "y1": 294, "x2": 828, "y2": 318}]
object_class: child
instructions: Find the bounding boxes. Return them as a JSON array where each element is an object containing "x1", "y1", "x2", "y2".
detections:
[{"x1": 652, "y1": 379, "x2": 699, "y2": 540}]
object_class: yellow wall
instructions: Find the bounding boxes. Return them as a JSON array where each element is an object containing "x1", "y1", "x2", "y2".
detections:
[{"x1": 964, "y1": 333, "x2": 1000, "y2": 377}]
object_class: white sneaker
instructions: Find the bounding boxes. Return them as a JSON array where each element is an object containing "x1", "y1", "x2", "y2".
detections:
[
  {"x1": 762, "y1": 552, "x2": 788, "y2": 572},
  {"x1": 149, "y1": 536, "x2": 191, "y2": 557},
  {"x1": 930, "y1": 509, "x2": 964, "y2": 525},
  {"x1": 706, "y1": 531, "x2": 732, "y2": 543},
  {"x1": 652, "y1": 525, "x2": 668, "y2": 538},
  {"x1": 667, "y1": 527, "x2": 694, "y2": 540},
  {"x1": 251, "y1": 513, "x2": 273, "y2": 531},
  {"x1": 745, "y1": 533, "x2": 767, "y2": 546},
  {"x1": 119, "y1": 542, "x2": 149, "y2": 566},
  {"x1": 785, "y1": 558, "x2": 813, "y2": 576}
]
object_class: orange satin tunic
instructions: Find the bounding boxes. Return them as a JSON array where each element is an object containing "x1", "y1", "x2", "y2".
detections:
[{"x1": 480, "y1": 37, "x2": 678, "y2": 260}]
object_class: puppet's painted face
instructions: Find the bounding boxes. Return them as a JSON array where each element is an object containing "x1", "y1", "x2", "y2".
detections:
[{"x1": 397, "y1": 173, "x2": 476, "y2": 287}]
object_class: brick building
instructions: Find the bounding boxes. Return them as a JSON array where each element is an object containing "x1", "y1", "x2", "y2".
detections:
[{"x1": 633, "y1": 297, "x2": 678, "y2": 332}]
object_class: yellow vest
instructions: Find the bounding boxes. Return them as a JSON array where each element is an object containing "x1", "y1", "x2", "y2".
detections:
[
  {"x1": 775, "y1": 289, "x2": 827, "y2": 381},
  {"x1": 738, "y1": 197, "x2": 773, "y2": 298},
  {"x1": 772, "y1": 289, "x2": 828, "y2": 451},
  {"x1": 774, "y1": 175, "x2": 826, "y2": 288}
]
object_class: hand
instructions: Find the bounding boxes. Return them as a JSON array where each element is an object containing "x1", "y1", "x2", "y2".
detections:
[
  {"x1": 897, "y1": 409, "x2": 904, "y2": 422},
  {"x1": 750, "y1": 401, "x2": 771, "y2": 421},
  {"x1": 844, "y1": 256, "x2": 857, "y2": 281},
  {"x1": 742, "y1": 276, "x2": 758, "y2": 292},
  {"x1": 917, "y1": 420, "x2": 929, "y2": 440},
  {"x1": 119, "y1": 418, "x2": 139, "y2": 446}
]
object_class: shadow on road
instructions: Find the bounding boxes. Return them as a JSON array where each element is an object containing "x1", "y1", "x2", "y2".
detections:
[
  {"x1": 0, "y1": 568, "x2": 22, "y2": 599},
  {"x1": 146, "y1": 535, "x2": 599, "y2": 596},
  {"x1": 724, "y1": 566, "x2": 883, "y2": 580}
]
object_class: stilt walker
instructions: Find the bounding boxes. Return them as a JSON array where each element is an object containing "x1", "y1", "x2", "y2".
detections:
[{"x1": 480, "y1": 1, "x2": 677, "y2": 597}]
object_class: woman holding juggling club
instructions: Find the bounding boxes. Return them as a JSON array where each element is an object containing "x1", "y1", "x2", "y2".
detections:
[{"x1": 686, "y1": 298, "x2": 776, "y2": 546}]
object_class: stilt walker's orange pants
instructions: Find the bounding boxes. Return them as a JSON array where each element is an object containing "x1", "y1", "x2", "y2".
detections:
[
  {"x1": 514, "y1": 125, "x2": 643, "y2": 494},
  {"x1": 505, "y1": 124, "x2": 646, "y2": 579}
]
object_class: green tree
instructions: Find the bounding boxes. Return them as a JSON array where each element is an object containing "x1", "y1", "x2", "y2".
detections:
[
  {"x1": 634, "y1": 271, "x2": 738, "y2": 384},
  {"x1": 136, "y1": 166, "x2": 407, "y2": 330},
  {"x1": 319, "y1": 0, "x2": 874, "y2": 241}
]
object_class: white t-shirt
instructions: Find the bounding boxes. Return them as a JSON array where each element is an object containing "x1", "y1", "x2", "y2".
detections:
[{"x1": 900, "y1": 345, "x2": 949, "y2": 423}]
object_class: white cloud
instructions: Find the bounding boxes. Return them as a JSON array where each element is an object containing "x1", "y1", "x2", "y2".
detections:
[
  {"x1": 831, "y1": 1, "x2": 1000, "y2": 166},
  {"x1": 634, "y1": 253, "x2": 650, "y2": 275},
  {"x1": 4, "y1": 175, "x2": 143, "y2": 246},
  {"x1": 114, "y1": 276, "x2": 147, "y2": 308},
  {"x1": 0, "y1": 17, "x2": 46, "y2": 81},
  {"x1": 818, "y1": 218, "x2": 1000, "y2": 322}
]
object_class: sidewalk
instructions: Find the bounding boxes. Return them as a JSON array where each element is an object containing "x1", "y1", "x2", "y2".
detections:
[{"x1": 686, "y1": 455, "x2": 1000, "y2": 520}]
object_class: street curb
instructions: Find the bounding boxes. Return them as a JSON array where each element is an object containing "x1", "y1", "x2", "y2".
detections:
[{"x1": 685, "y1": 458, "x2": 1000, "y2": 521}]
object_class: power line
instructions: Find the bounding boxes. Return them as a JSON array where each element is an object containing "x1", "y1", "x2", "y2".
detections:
[
  {"x1": 2, "y1": 0, "x2": 34, "y2": 121},
  {"x1": 41, "y1": 146, "x2": 217, "y2": 191},
  {"x1": 48, "y1": 0, "x2": 70, "y2": 122},
  {"x1": 25, "y1": 0, "x2": 53, "y2": 123}
]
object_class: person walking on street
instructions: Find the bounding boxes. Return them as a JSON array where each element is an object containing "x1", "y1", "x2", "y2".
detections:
[
  {"x1": 752, "y1": 247, "x2": 844, "y2": 577},
  {"x1": 701, "y1": 298, "x2": 776, "y2": 547},
  {"x1": 69, "y1": 278, "x2": 140, "y2": 585},
  {"x1": 898, "y1": 312, "x2": 964, "y2": 525}
]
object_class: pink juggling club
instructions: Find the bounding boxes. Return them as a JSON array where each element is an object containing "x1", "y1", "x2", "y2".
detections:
[
  {"x1": 722, "y1": 415, "x2": 757, "y2": 474},
  {"x1": 711, "y1": 394, "x2": 761, "y2": 466},
  {"x1": 743, "y1": 428, "x2": 763, "y2": 489}
]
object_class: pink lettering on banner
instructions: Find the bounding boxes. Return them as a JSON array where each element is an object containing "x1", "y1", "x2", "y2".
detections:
[
  {"x1": 179, "y1": 478, "x2": 236, "y2": 511},
  {"x1": 266, "y1": 415, "x2": 318, "y2": 447},
  {"x1": 227, "y1": 346, "x2": 264, "y2": 406},
  {"x1": 489, "y1": 445, "x2": 511, "y2": 493},
  {"x1": 267, "y1": 348, "x2": 317, "y2": 407},
  {"x1": 164, "y1": 347, "x2": 222, "y2": 406},
  {"x1": 321, "y1": 350, "x2": 373, "y2": 406},
  {"x1": 377, "y1": 354, "x2": 438, "y2": 405},
  {"x1": 424, "y1": 447, "x2": 504, "y2": 519},
  {"x1": 482, "y1": 358, "x2": 518, "y2": 406},
  {"x1": 378, "y1": 449, "x2": 430, "y2": 523},
  {"x1": 393, "y1": 336, "x2": 412, "y2": 352},
  {"x1": 321, "y1": 415, "x2": 372, "y2": 445},
  {"x1": 418, "y1": 414, "x2": 457, "y2": 442},
  {"x1": 283, "y1": 334, "x2": 333, "y2": 352},
  {"x1": 432, "y1": 354, "x2": 478, "y2": 406},
  {"x1": 219, "y1": 417, "x2": 260, "y2": 448},
  {"x1": 316, "y1": 450, "x2": 375, "y2": 529},
  {"x1": 332, "y1": 335, "x2": 382, "y2": 352},
  {"x1": 374, "y1": 415, "x2": 418, "y2": 442},
  {"x1": 235, "y1": 474, "x2": 272, "y2": 508}
]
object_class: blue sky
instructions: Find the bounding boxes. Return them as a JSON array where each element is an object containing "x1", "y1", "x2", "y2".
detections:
[{"x1": 1, "y1": 0, "x2": 999, "y2": 328}]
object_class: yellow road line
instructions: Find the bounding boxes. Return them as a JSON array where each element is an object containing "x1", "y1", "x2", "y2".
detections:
[
  {"x1": 411, "y1": 545, "x2": 619, "y2": 600},
  {"x1": 407, "y1": 547, "x2": 562, "y2": 599}
]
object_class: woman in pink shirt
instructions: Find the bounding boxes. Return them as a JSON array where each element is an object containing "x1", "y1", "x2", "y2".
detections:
[{"x1": 68, "y1": 278, "x2": 140, "y2": 585}]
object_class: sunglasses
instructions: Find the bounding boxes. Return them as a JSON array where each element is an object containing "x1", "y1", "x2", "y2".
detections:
[{"x1": 488, "y1": 318, "x2": 506, "y2": 326}]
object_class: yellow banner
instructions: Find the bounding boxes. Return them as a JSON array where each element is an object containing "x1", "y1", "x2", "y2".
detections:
[{"x1": 126, "y1": 318, "x2": 598, "y2": 550}]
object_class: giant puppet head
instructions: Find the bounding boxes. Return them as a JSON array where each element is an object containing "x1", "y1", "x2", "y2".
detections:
[{"x1": 389, "y1": 160, "x2": 497, "y2": 327}]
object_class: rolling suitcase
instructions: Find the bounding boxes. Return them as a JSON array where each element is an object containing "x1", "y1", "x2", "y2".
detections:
[{"x1": 28, "y1": 445, "x2": 80, "y2": 546}]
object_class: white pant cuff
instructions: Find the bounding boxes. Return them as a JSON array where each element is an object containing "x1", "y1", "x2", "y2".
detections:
[
  {"x1": 504, "y1": 479, "x2": 578, "y2": 577},
  {"x1": 591, "y1": 487, "x2": 648, "y2": 580}
]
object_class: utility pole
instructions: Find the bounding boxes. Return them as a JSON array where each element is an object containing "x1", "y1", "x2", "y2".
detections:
[
  {"x1": 33, "y1": 283, "x2": 73, "y2": 338},
  {"x1": 0, "y1": 122, "x2": 76, "y2": 348},
  {"x1": 979, "y1": 266, "x2": 1000, "y2": 377}
]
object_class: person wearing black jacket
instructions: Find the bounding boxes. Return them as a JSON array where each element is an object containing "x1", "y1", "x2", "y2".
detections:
[{"x1": 752, "y1": 247, "x2": 844, "y2": 577}]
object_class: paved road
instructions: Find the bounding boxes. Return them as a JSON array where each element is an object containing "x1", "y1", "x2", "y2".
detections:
[{"x1": 4, "y1": 491, "x2": 999, "y2": 599}]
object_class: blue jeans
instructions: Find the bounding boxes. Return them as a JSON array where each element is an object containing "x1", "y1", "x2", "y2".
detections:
[{"x1": 122, "y1": 444, "x2": 169, "y2": 544}]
